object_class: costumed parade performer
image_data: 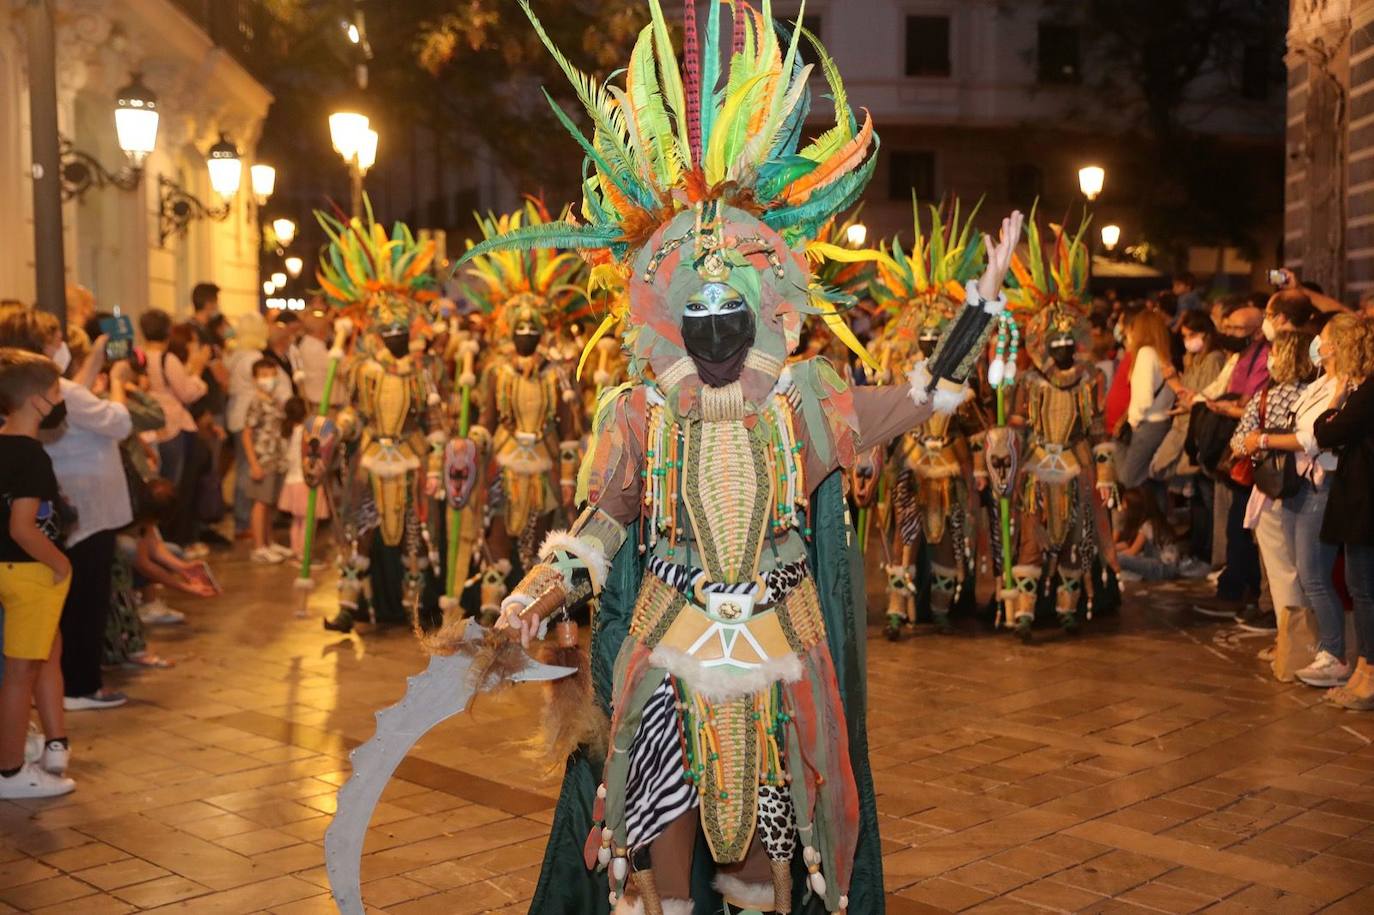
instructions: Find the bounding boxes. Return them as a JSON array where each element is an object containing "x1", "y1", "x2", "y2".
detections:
[
  {"x1": 989, "y1": 214, "x2": 1121, "y2": 642},
  {"x1": 312, "y1": 203, "x2": 449, "y2": 634},
  {"x1": 815, "y1": 200, "x2": 990, "y2": 638},
  {"x1": 451, "y1": 3, "x2": 1025, "y2": 912},
  {"x1": 459, "y1": 201, "x2": 589, "y2": 619}
]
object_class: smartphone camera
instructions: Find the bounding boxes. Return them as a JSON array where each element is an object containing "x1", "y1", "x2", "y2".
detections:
[{"x1": 1267, "y1": 268, "x2": 1287, "y2": 288}]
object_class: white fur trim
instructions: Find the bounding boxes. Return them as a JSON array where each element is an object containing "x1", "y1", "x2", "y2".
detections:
[
  {"x1": 438, "y1": 595, "x2": 461, "y2": 611},
  {"x1": 360, "y1": 451, "x2": 421, "y2": 478},
  {"x1": 661, "y1": 902, "x2": 692, "y2": 915},
  {"x1": 334, "y1": 317, "x2": 354, "y2": 336},
  {"x1": 293, "y1": 577, "x2": 314, "y2": 591},
  {"x1": 714, "y1": 874, "x2": 774, "y2": 907},
  {"x1": 459, "y1": 338, "x2": 481, "y2": 356},
  {"x1": 965, "y1": 279, "x2": 1007, "y2": 316},
  {"x1": 426, "y1": 430, "x2": 446, "y2": 445},
  {"x1": 540, "y1": 530, "x2": 610, "y2": 592},
  {"x1": 931, "y1": 384, "x2": 967, "y2": 415},
  {"x1": 496, "y1": 450, "x2": 553, "y2": 474},
  {"x1": 458, "y1": 371, "x2": 477, "y2": 388},
  {"x1": 427, "y1": 391, "x2": 441, "y2": 406},
  {"x1": 327, "y1": 347, "x2": 345, "y2": 360},
  {"x1": 906, "y1": 362, "x2": 933, "y2": 406},
  {"x1": 593, "y1": 370, "x2": 611, "y2": 386},
  {"x1": 1011, "y1": 564, "x2": 1041, "y2": 582},
  {"x1": 613, "y1": 898, "x2": 644, "y2": 915},
  {"x1": 648, "y1": 646, "x2": 803, "y2": 701}
]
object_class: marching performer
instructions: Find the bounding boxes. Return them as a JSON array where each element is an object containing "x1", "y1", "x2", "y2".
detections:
[{"x1": 464, "y1": 3, "x2": 1023, "y2": 912}]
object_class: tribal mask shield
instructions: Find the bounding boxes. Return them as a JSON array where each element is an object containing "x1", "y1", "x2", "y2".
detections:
[
  {"x1": 301, "y1": 416, "x2": 339, "y2": 489},
  {"x1": 444, "y1": 438, "x2": 479, "y2": 510}
]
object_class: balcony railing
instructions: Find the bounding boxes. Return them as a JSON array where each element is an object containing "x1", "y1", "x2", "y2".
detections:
[{"x1": 170, "y1": 0, "x2": 274, "y2": 79}]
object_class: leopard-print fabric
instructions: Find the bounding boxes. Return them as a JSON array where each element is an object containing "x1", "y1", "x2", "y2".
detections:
[{"x1": 756, "y1": 784, "x2": 797, "y2": 862}]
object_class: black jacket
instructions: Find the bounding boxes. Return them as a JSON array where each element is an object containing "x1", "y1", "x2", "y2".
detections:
[{"x1": 1316, "y1": 380, "x2": 1374, "y2": 545}]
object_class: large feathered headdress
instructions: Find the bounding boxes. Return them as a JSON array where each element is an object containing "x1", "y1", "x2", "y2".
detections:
[
  {"x1": 460, "y1": 0, "x2": 877, "y2": 261},
  {"x1": 458, "y1": 199, "x2": 589, "y2": 336},
  {"x1": 1006, "y1": 208, "x2": 1092, "y2": 362},
  {"x1": 316, "y1": 198, "x2": 437, "y2": 331}
]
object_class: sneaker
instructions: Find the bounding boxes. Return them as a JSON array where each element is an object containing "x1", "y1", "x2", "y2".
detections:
[
  {"x1": 24, "y1": 723, "x2": 42, "y2": 764},
  {"x1": 1192, "y1": 599, "x2": 1244, "y2": 620},
  {"x1": 138, "y1": 599, "x2": 185, "y2": 626},
  {"x1": 0, "y1": 762, "x2": 74, "y2": 799},
  {"x1": 41, "y1": 740, "x2": 69, "y2": 775},
  {"x1": 1206, "y1": 566, "x2": 1225, "y2": 585},
  {"x1": 1235, "y1": 605, "x2": 1278, "y2": 633},
  {"x1": 1296, "y1": 651, "x2": 1352, "y2": 688},
  {"x1": 183, "y1": 542, "x2": 210, "y2": 560},
  {"x1": 266, "y1": 543, "x2": 293, "y2": 560},
  {"x1": 1117, "y1": 570, "x2": 1142, "y2": 583},
  {"x1": 1177, "y1": 558, "x2": 1211, "y2": 580},
  {"x1": 63, "y1": 691, "x2": 127, "y2": 711},
  {"x1": 250, "y1": 547, "x2": 284, "y2": 564}
]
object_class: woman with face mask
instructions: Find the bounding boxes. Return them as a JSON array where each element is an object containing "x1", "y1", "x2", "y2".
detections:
[
  {"x1": 1256, "y1": 315, "x2": 1368, "y2": 690},
  {"x1": 0, "y1": 305, "x2": 135, "y2": 713},
  {"x1": 1117, "y1": 309, "x2": 1177, "y2": 492},
  {"x1": 1310, "y1": 315, "x2": 1374, "y2": 709},
  {"x1": 1228, "y1": 329, "x2": 1319, "y2": 650}
]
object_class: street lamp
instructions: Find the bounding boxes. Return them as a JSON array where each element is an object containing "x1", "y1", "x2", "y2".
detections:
[
  {"x1": 114, "y1": 73, "x2": 159, "y2": 166},
  {"x1": 263, "y1": 279, "x2": 276, "y2": 295},
  {"x1": 59, "y1": 72, "x2": 160, "y2": 202},
  {"x1": 285, "y1": 255, "x2": 304, "y2": 278},
  {"x1": 846, "y1": 222, "x2": 868, "y2": 247},
  {"x1": 271, "y1": 270, "x2": 288, "y2": 289},
  {"x1": 1078, "y1": 165, "x2": 1105, "y2": 202},
  {"x1": 206, "y1": 133, "x2": 242, "y2": 199},
  {"x1": 272, "y1": 217, "x2": 297, "y2": 247},
  {"x1": 1100, "y1": 224, "x2": 1121, "y2": 252},
  {"x1": 329, "y1": 108, "x2": 372, "y2": 218},
  {"x1": 250, "y1": 164, "x2": 276, "y2": 206}
]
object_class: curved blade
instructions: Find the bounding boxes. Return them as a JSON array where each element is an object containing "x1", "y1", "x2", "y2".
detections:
[{"x1": 325, "y1": 621, "x2": 484, "y2": 914}]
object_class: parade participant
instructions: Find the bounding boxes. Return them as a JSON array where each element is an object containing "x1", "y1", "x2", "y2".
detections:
[
  {"x1": 313, "y1": 205, "x2": 447, "y2": 634},
  {"x1": 461, "y1": 3, "x2": 1023, "y2": 912},
  {"x1": 814, "y1": 200, "x2": 988, "y2": 637},
  {"x1": 459, "y1": 202, "x2": 587, "y2": 607},
  {"x1": 998, "y1": 217, "x2": 1120, "y2": 641}
]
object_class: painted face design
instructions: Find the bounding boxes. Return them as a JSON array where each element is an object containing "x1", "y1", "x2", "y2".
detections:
[{"x1": 681, "y1": 282, "x2": 754, "y2": 363}]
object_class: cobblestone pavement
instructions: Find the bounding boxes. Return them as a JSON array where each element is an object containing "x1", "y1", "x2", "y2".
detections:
[{"x1": 3, "y1": 548, "x2": 1374, "y2": 914}]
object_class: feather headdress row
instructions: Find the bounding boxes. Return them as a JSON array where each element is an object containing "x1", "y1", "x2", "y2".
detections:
[
  {"x1": 458, "y1": 198, "x2": 590, "y2": 335},
  {"x1": 316, "y1": 197, "x2": 438, "y2": 329},
  {"x1": 459, "y1": 0, "x2": 878, "y2": 264},
  {"x1": 1005, "y1": 207, "x2": 1093, "y2": 359}
]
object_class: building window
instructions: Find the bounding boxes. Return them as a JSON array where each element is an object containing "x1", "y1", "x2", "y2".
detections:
[
  {"x1": 1007, "y1": 163, "x2": 1044, "y2": 207},
  {"x1": 889, "y1": 150, "x2": 936, "y2": 201},
  {"x1": 1037, "y1": 24, "x2": 1081, "y2": 84},
  {"x1": 1241, "y1": 44, "x2": 1273, "y2": 100},
  {"x1": 905, "y1": 16, "x2": 951, "y2": 78}
]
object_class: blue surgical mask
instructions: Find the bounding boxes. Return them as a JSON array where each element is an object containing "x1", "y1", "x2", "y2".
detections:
[{"x1": 1309, "y1": 335, "x2": 1324, "y2": 368}]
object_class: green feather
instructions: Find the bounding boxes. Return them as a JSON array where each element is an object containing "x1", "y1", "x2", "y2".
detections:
[
  {"x1": 758, "y1": 154, "x2": 821, "y2": 201},
  {"x1": 765, "y1": 137, "x2": 879, "y2": 232},
  {"x1": 628, "y1": 25, "x2": 680, "y2": 187},
  {"x1": 700, "y1": 0, "x2": 723, "y2": 153},
  {"x1": 647, "y1": 0, "x2": 692, "y2": 169},
  {"x1": 453, "y1": 223, "x2": 623, "y2": 272},
  {"x1": 541, "y1": 89, "x2": 650, "y2": 207},
  {"x1": 797, "y1": 26, "x2": 853, "y2": 162}
]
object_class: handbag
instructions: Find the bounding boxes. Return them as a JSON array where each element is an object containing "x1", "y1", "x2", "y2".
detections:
[
  {"x1": 1114, "y1": 378, "x2": 1166, "y2": 448},
  {"x1": 1186, "y1": 397, "x2": 1241, "y2": 473},
  {"x1": 1251, "y1": 387, "x2": 1302, "y2": 499}
]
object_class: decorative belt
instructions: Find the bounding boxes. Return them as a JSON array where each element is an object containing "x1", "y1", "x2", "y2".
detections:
[{"x1": 647, "y1": 556, "x2": 807, "y2": 608}]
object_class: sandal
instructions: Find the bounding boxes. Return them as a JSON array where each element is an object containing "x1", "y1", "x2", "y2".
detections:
[{"x1": 125, "y1": 652, "x2": 176, "y2": 669}]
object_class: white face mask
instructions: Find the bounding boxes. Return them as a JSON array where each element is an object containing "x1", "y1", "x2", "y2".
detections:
[
  {"x1": 1310, "y1": 335, "x2": 1324, "y2": 368},
  {"x1": 51, "y1": 342, "x2": 71, "y2": 372},
  {"x1": 1261, "y1": 317, "x2": 1277, "y2": 342},
  {"x1": 255, "y1": 377, "x2": 276, "y2": 393},
  {"x1": 1183, "y1": 335, "x2": 1204, "y2": 354}
]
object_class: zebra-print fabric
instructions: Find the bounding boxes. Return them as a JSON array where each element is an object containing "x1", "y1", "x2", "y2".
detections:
[
  {"x1": 625, "y1": 677, "x2": 699, "y2": 851},
  {"x1": 645, "y1": 556, "x2": 808, "y2": 606}
]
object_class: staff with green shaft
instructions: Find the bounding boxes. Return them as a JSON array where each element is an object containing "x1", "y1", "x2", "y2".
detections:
[
  {"x1": 444, "y1": 335, "x2": 480, "y2": 598},
  {"x1": 296, "y1": 319, "x2": 352, "y2": 612}
]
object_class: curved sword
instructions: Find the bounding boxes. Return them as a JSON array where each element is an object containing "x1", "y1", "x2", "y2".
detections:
[{"x1": 324, "y1": 620, "x2": 574, "y2": 914}]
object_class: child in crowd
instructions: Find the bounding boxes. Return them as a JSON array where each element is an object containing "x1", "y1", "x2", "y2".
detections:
[
  {"x1": 277, "y1": 397, "x2": 326, "y2": 562},
  {"x1": 1114, "y1": 489, "x2": 1208, "y2": 582},
  {"x1": 0, "y1": 349, "x2": 75, "y2": 798},
  {"x1": 242, "y1": 359, "x2": 290, "y2": 563}
]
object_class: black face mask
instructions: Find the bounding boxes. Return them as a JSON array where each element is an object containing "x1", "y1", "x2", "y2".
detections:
[
  {"x1": 1218, "y1": 333, "x2": 1250, "y2": 353},
  {"x1": 681, "y1": 310, "x2": 755, "y2": 366},
  {"x1": 38, "y1": 396, "x2": 67, "y2": 430},
  {"x1": 381, "y1": 332, "x2": 410, "y2": 359},
  {"x1": 918, "y1": 337, "x2": 939, "y2": 358},
  {"x1": 513, "y1": 332, "x2": 541, "y2": 357},
  {"x1": 1049, "y1": 345, "x2": 1076, "y2": 370}
]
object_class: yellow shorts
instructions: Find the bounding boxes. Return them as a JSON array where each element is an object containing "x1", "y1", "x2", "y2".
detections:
[{"x1": 0, "y1": 562, "x2": 70, "y2": 660}]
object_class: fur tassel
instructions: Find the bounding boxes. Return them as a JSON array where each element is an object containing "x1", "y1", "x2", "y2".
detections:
[
  {"x1": 533, "y1": 641, "x2": 609, "y2": 768},
  {"x1": 714, "y1": 874, "x2": 775, "y2": 907},
  {"x1": 421, "y1": 625, "x2": 531, "y2": 692}
]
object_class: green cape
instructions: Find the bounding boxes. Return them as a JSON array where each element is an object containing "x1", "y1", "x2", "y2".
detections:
[{"x1": 528, "y1": 471, "x2": 885, "y2": 914}]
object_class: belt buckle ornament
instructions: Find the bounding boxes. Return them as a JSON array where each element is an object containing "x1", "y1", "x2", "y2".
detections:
[{"x1": 706, "y1": 590, "x2": 755, "y2": 623}]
